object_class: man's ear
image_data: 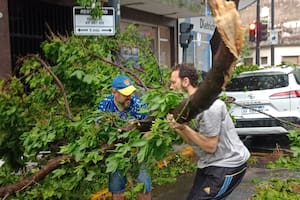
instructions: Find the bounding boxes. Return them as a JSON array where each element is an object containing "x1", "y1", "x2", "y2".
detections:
[{"x1": 182, "y1": 77, "x2": 190, "y2": 87}]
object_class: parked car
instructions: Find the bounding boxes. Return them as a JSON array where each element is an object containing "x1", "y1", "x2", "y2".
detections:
[{"x1": 225, "y1": 66, "x2": 300, "y2": 136}]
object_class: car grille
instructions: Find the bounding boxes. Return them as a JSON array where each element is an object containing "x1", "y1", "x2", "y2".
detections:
[{"x1": 235, "y1": 117, "x2": 300, "y2": 129}]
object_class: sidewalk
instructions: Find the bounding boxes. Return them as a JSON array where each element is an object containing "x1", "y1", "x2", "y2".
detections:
[{"x1": 152, "y1": 167, "x2": 300, "y2": 200}]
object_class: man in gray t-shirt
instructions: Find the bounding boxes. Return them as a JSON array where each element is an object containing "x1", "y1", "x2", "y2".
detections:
[{"x1": 169, "y1": 64, "x2": 250, "y2": 200}]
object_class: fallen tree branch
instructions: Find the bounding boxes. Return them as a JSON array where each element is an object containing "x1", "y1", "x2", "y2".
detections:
[
  {"x1": 0, "y1": 138, "x2": 129, "y2": 199},
  {"x1": 0, "y1": 155, "x2": 72, "y2": 198},
  {"x1": 116, "y1": 0, "x2": 243, "y2": 130},
  {"x1": 171, "y1": 0, "x2": 243, "y2": 123},
  {"x1": 0, "y1": 1, "x2": 244, "y2": 197},
  {"x1": 108, "y1": 0, "x2": 243, "y2": 132}
]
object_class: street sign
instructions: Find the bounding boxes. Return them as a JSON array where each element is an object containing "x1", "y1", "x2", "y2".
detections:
[
  {"x1": 73, "y1": 7, "x2": 115, "y2": 36},
  {"x1": 192, "y1": 16, "x2": 215, "y2": 35},
  {"x1": 270, "y1": 30, "x2": 278, "y2": 45}
]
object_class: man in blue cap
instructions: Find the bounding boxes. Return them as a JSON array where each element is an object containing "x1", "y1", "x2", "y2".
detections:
[{"x1": 98, "y1": 75, "x2": 151, "y2": 200}]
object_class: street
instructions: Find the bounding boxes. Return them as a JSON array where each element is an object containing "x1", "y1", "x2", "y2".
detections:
[{"x1": 153, "y1": 134, "x2": 293, "y2": 200}]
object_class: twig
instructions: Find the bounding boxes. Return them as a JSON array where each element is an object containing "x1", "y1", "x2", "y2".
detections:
[
  {"x1": 0, "y1": 155, "x2": 72, "y2": 198},
  {"x1": 85, "y1": 48, "x2": 149, "y2": 90},
  {"x1": 228, "y1": 101, "x2": 300, "y2": 130},
  {"x1": 21, "y1": 54, "x2": 73, "y2": 121}
]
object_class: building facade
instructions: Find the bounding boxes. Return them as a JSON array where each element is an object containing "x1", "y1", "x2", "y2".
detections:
[
  {"x1": 239, "y1": 0, "x2": 300, "y2": 66},
  {"x1": 0, "y1": 0, "x2": 204, "y2": 79}
]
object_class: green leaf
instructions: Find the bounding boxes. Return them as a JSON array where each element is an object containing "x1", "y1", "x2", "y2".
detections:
[
  {"x1": 131, "y1": 139, "x2": 148, "y2": 147},
  {"x1": 106, "y1": 157, "x2": 119, "y2": 173},
  {"x1": 156, "y1": 138, "x2": 162, "y2": 146},
  {"x1": 83, "y1": 74, "x2": 94, "y2": 84},
  {"x1": 70, "y1": 70, "x2": 85, "y2": 80},
  {"x1": 85, "y1": 150, "x2": 104, "y2": 164},
  {"x1": 6, "y1": 106, "x2": 17, "y2": 115},
  {"x1": 137, "y1": 145, "x2": 148, "y2": 163},
  {"x1": 52, "y1": 169, "x2": 67, "y2": 179},
  {"x1": 85, "y1": 170, "x2": 96, "y2": 181},
  {"x1": 73, "y1": 148, "x2": 85, "y2": 161}
]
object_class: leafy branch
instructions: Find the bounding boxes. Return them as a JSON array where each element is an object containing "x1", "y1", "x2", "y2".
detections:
[
  {"x1": 20, "y1": 54, "x2": 73, "y2": 121},
  {"x1": 86, "y1": 50, "x2": 149, "y2": 90},
  {"x1": 0, "y1": 1, "x2": 245, "y2": 199},
  {"x1": 0, "y1": 155, "x2": 72, "y2": 199}
]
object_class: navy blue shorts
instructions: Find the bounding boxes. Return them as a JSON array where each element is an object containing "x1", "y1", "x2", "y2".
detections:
[{"x1": 187, "y1": 163, "x2": 247, "y2": 200}]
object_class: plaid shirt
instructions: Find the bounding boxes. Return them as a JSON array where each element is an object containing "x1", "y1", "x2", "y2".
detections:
[{"x1": 97, "y1": 94, "x2": 147, "y2": 120}]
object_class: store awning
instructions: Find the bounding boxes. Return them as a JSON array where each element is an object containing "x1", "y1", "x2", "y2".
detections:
[
  {"x1": 121, "y1": 0, "x2": 257, "y2": 18},
  {"x1": 44, "y1": 0, "x2": 257, "y2": 18},
  {"x1": 121, "y1": 0, "x2": 205, "y2": 18}
]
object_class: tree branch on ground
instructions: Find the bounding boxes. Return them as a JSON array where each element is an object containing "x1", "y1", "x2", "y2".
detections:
[{"x1": 0, "y1": 155, "x2": 72, "y2": 199}]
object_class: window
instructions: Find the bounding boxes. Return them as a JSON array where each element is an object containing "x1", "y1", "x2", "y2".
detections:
[
  {"x1": 282, "y1": 56, "x2": 299, "y2": 65},
  {"x1": 244, "y1": 57, "x2": 253, "y2": 66},
  {"x1": 261, "y1": 56, "x2": 268, "y2": 65},
  {"x1": 226, "y1": 74, "x2": 289, "y2": 91}
]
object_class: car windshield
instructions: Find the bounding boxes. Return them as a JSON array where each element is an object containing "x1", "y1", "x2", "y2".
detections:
[{"x1": 226, "y1": 73, "x2": 289, "y2": 91}]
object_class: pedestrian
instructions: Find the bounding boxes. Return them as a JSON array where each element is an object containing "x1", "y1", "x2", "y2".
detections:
[
  {"x1": 168, "y1": 63, "x2": 250, "y2": 200},
  {"x1": 97, "y1": 75, "x2": 151, "y2": 200}
]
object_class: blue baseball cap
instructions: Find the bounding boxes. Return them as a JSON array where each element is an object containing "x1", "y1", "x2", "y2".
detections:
[{"x1": 112, "y1": 75, "x2": 136, "y2": 96}]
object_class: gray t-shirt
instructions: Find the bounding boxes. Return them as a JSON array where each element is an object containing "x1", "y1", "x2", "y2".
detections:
[{"x1": 192, "y1": 99, "x2": 250, "y2": 168}]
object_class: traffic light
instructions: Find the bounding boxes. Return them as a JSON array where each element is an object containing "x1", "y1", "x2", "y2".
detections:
[
  {"x1": 179, "y1": 22, "x2": 193, "y2": 48},
  {"x1": 259, "y1": 22, "x2": 268, "y2": 41},
  {"x1": 249, "y1": 22, "x2": 256, "y2": 42}
]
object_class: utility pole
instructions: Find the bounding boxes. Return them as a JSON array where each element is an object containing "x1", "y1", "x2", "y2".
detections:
[
  {"x1": 270, "y1": 0, "x2": 275, "y2": 66},
  {"x1": 108, "y1": 0, "x2": 120, "y2": 33},
  {"x1": 255, "y1": 0, "x2": 260, "y2": 66},
  {"x1": 182, "y1": 47, "x2": 187, "y2": 63}
]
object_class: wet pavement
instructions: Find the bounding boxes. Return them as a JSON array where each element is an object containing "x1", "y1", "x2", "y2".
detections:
[
  {"x1": 92, "y1": 139, "x2": 296, "y2": 200},
  {"x1": 152, "y1": 140, "x2": 300, "y2": 200},
  {"x1": 152, "y1": 167, "x2": 300, "y2": 200}
]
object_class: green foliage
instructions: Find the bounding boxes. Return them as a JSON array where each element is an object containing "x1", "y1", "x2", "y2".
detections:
[
  {"x1": 123, "y1": 154, "x2": 197, "y2": 200},
  {"x1": 0, "y1": 22, "x2": 183, "y2": 199},
  {"x1": 252, "y1": 178, "x2": 300, "y2": 200},
  {"x1": 103, "y1": 88, "x2": 184, "y2": 176},
  {"x1": 278, "y1": 61, "x2": 297, "y2": 67},
  {"x1": 254, "y1": 129, "x2": 300, "y2": 199},
  {"x1": 267, "y1": 129, "x2": 300, "y2": 170},
  {"x1": 239, "y1": 29, "x2": 252, "y2": 62},
  {"x1": 0, "y1": 77, "x2": 32, "y2": 168},
  {"x1": 232, "y1": 64, "x2": 260, "y2": 77},
  {"x1": 141, "y1": 89, "x2": 185, "y2": 118},
  {"x1": 267, "y1": 156, "x2": 300, "y2": 170},
  {"x1": 151, "y1": 154, "x2": 196, "y2": 186},
  {"x1": 288, "y1": 129, "x2": 300, "y2": 158},
  {"x1": 75, "y1": 0, "x2": 103, "y2": 18}
]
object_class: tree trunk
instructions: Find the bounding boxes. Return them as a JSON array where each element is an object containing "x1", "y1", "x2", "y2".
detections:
[
  {"x1": 170, "y1": 0, "x2": 243, "y2": 123},
  {"x1": 125, "y1": 0, "x2": 243, "y2": 128}
]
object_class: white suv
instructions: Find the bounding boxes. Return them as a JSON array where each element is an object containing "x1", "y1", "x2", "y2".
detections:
[{"x1": 225, "y1": 66, "x2": 300, "y2": 136}]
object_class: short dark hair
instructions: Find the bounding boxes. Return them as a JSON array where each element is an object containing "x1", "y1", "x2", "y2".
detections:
[{"x1": 171, "y1": 63, "x2": 199, "y2": 87}]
